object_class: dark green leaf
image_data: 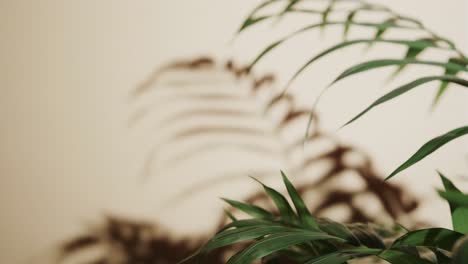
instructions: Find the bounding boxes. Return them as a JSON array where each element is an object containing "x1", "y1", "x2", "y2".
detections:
[
  {"x1": 392, "y1": 228, "x2": 464, "y2": 251},
  {"x1": 203, "y1": 225, "x2": 299, "y2": 251},
  {"x1": 348, "y1": 224, "x2": 385, "y2": 249},
  {"x1": 386, "y1": 126, "x2": 468, "y2": 179},
  {"x1": 332, "y1": 59, "x2": 467, "y2": 85},
  {"x1": 250, "y1": 176, "x2": 297, "y2": 223},
  {"x1": 284, "y1": 38, "x2": 443, "y2": 91},
  {"x1": 238, "y1": 16, "x2": 271, "y2": 33},
  {"x1": 222, "y1": 198, "x2": 274, "y2": 220},
  {"x1": 317, "y1": 218, "x2": 360, "y2": 245},
  {"x1": 388, "y1": 41, "x2": 429, "y2": 79},
  {"x1": 226, "y1": 231, "x2": 344, "y2": 264},
  {"x1": 250, "y1": 24, "x2": 419, "y2": 70},
  {"x1": 438, "y1": 190, "x2": 468, "y2": 207},
  {"x1": 433, "y1": 57, "x2": 468, "y2": 106},
  {"x1": 453, "y1": 235, "x2": 468, "y2": 264},
  {"x1": 343, "y1": 76, "x2": 468, "y2": 128},
  {"x1": 281, "y1": 171, "x2": 319, "y2": 229}
]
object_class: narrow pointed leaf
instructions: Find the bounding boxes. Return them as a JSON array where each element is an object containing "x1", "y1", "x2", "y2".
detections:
[
  {"x1": 317, "y1": 218, "x2": 360, "y2": 245},
  {"x1": 386, "y1": 126, "x2": 468, "y2": 179},
  {"x1": 343, "y1": 76, "x2": 468, "y2": 128},
  {"x1": 222, "y1": 198, "x2": 274, "y2": 219},
  {"x1": 439, "y1": 171, "x2": 468, "y2": 233},
  {"x1": 438, "y1": 190, "x2": 468, "y2": 207},
  {"x1": 389, "y1": 44, "x2": 426, "y2": 79},
  {"x1": 249, "y1": 23, "x2": 419, "y2": 69},
  {"x1": 281, "y1": 171, "x2": 319, "y2": 229},
  {"x1": 333, "y1": 59, "x2": 467, "y2": 85},
  {"x1": 237, "y1": 0, "x2": 280, "y2": 34},
  {"x1": 433, "y1": 57, "x2": 468, "y2": 106},
  {"x1": 284, "y1": 38, "x2": 442, "y2": 91},
  {"x1": 227, "y1": 231, "x2": 344, "y2": 264},
  {"x1": 203, "y1": 225, "x2": 298, "y2": 251},
  {"x1": 250, "y1": 177, "x2": 297, "y2": 223},
  {"x1": 392, "y1": 228, "x2": 464, "y2": 251}
]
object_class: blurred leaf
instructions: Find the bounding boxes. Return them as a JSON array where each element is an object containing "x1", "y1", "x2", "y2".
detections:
[
  {"x1": 222, "y1": 198, "x2": 274, "y2": 220},
  {"x1": 378, "y1": 249, "x2": 435, "y2": 264},
  {"x1": 388, "y1": 41, "x2": 428, "y2": 80},
  {"x1": 348, "y1": 224, "x2": 386, "y2": 249},
  {"x1": 433, "y1": 57, "x2": 468, "y2": 106},
  {"x1": 203, "y1": 225, "x2": 301, "y2": 251},
  {"x1": 281, "y1": 171, "x2": 319, "y2": 230},
  {"x1": 226, "y1": 231, "x2": 344, "y2": 264},
  {"x1": 304, "y1": 247, "x2": 382, "y2": 264},
  {"x1": 250, "y1": 23, "x2": 418, "y2": 70},
  {"x1": 392, "y1": 228, "x2": 464, "y2": 251},
  {"x1": 332, "y1": 59, "x2": 467, "y2": 85},
  {"x1": 237, "y1": 0, "x2": 279, "y2": 33},
  {"x1": 284, "y1": 38, "x2": 442, "y2": 91},
  {"x1": 453, "y1": 235, "x2": 468, "y2": 264},
  {"x1": 342, "y1": 76, "x2": 468, "y2": 128},
  {"x1": 238, "y1": 16, "x2": 271, "y2": 33},
  {"x1": 317, "y1": 219, "x2": 360, "y2": 245},
  {"x1": 386, "y1": 126, "x2": 468, "y2": 179}
]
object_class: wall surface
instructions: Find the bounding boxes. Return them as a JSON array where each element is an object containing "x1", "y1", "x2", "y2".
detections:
[{"x1": 1, "y1": 0, "x2": 467, "y2": 263}]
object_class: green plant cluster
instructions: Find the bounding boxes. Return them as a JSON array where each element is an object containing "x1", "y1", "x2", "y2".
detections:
[
  {"x1": 180, "y1": 171, "x2": 468, "y2": 264},
  {"x1": 180, "y1": 0, "x2": 468, "y2": 263}
]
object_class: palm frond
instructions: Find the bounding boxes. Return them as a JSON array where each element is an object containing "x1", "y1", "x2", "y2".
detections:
[{"x1": 238, "y1": 0, "x2": 467, "y2": 178}]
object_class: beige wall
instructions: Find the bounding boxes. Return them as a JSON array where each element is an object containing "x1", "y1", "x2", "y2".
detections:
[{"x1": 1, "y1": 0, "x2": 467, "y2": 263}]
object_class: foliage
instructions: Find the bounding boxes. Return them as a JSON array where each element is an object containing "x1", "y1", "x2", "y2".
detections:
[
  {"x1": 184, "y1": 0, "x2": 468, "y2": 263},
  {"x1": 238, "y1": 0, "x2": 467, "y2": 178},
  {"x1": 182, "y1": 172, "x2": 468, "y2": 264}
]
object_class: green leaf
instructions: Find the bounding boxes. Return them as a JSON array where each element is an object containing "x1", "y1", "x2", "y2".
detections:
[
  {"x1": 238, "y1": 16, "x2": 271, "y2": 33},
  {"x1": 203, "y1": 225, "x2": 298, "y2": 251},
  {"x1": 250, "y1": 176, "x2": 297, "y2": 223},
  {"x1": 348, "y1": 224, "x2": 386, "y2": 249},
  {"x1": 222, "y1": 198, "x2": 274, "y2": 220},
  {"x1": 284, "y1": 38, "x2": 443, "y2": 91},
  {"x1": 392, "y1": 228, "x2": 464, "y2": 251},
  {"x1": 439, "y1": 171, "x2": 468, "y2": 233},
  {"x1": 222, "y1": 219, "x2": 277, "y2": 230},
  {"x1": 388, "y1": 40, "x2": 430, "y2": 79},
  {"x1": 281, "y1": 171, "x2": 319, "y2": 230},
  {"x1": 226, "y1": 231, "x2": 344, "y2": 264},
  {"x1": 438, "y1": 190, "x2": 468, "y2": 207},
  {"x1": 332, "y1": 59, "x2": 467, "y2": 85},
  {"x1": 378, "y1": 249, "x2": 435, "y2": 264},
  {"x1": 237, "y1": 0, "x2": 279, "y2": 34},
  {"x1": 317, "y1": 218, "x2": 360, "y2": 245},
  {"x1": 250, "y1": 24, "x2": 419, "y2": 70},
  {"x1": 320, "y1": 0, "x2": 336, "y2": 32},
  {"x1": 368, "y1": 18, "x2": 398, "y2": 47},
  {"x1": 453, "y1": 235, "x2": 468, "y2": 264},
  {"x1": 386, "y1": 126, "x2": 468, "y2": 179},
  {"x1": 224, "y1": 209, "x2": 237, "y2": 221},
  {"x1": 452, "y1": 208, "x2": 468, "y2": 234},
  {"x1": 433, "y1": 57, "x2": 468, "y2": 106},
  {"x1": 342, "y1": 76, "x2": 468, "y2": 128}
]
